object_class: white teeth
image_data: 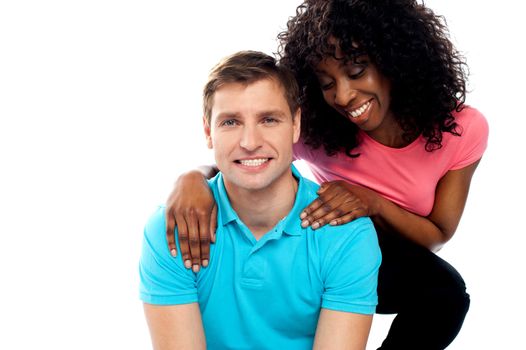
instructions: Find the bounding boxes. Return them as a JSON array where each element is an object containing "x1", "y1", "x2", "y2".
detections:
[
  {"x1": 348, "y1": 101, "x2": 371, "y2": 118},
  {"x1": 239, "y1": 158, "x2": 269, "y2": 167}
]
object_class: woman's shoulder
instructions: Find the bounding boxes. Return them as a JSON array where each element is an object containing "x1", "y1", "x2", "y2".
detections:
[
  {"x1": 446, "y1": 105, "x2": 489, "y2": 169},
  {"x1": 452, "y1": 105, "x2": 489, "y2": 136}
]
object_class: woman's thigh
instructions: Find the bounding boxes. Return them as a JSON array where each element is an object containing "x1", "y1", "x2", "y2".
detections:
[{"x1": 375, "y1": 231, "x2": 468, "y2": 314}]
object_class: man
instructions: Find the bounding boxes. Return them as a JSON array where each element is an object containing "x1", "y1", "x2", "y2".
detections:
[{"x1": 139, "y1": 51, "x2": 381, "y2": 349}]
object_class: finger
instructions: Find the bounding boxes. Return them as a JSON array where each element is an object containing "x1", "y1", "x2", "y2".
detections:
[
  {"x1": 302, "y1": 194, "x2": 347, "y2": 229},
  {"x1": 310, "y1": 206, "x2": 347, "y2": 229},
  {"x1": 185, "y1": 209, "x2": 202, "y2": 273},
  {"x1": 165, "y1": 209, "x2": 177, "y2": 257},
  {"x1": 305, "y1": 192, "x2": 364, "y2": 229},
  {"x1": 329, "y1": 208, "x2": 367, "y2": 225},
  {"x1": 197, "y1": 210, "x2": 211, "y2": 267},
  {"x1": 210, "y1": 204, "x2": 218, "y2": 243},
  {"x1": 175, "y1": 213, "x2": 192, "y2": 270},
  {"x1": 300, "y1": 197, "x2": 323, "y2": 221},
  {"x1": 198, "y1": 231, "x2": 210, "y2": 269},
  {"x1": 300, "y1": 188, "x2": 341, "y2": 221}
]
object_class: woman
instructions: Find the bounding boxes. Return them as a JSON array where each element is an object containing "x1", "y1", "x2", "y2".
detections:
[{"x1": 166, "y1": 0, "x2": 489, "y2": 349}]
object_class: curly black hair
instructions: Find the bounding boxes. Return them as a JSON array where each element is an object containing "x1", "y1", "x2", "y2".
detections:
[{"x1": 277, "y1": 0, "x2": 467, "y2": 156}]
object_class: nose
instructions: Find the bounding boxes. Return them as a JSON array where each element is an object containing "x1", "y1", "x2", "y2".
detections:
[
  {"x1": 239, "y1": 123, "x2": 263, "y2": 151},
  {"x1": 334, "y1": 79, "x2": 357, "y2": 108}
]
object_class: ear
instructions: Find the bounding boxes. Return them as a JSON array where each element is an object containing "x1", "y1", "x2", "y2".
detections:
[
  {"x1": 203, "y1": 116, "x2": 213, "y2": 149},
  {"x1": 292, "y1": 108, "x2": 301, "y2": 144}
]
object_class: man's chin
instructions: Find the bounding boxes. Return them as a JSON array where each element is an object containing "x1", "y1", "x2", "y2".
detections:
[{"x1": 223, "y1": 175, "x2": 273, "y2": 193}]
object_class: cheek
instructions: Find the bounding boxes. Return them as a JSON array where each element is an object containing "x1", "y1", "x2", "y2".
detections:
[
  {"x1": 211, "y1": 137, "x2": 227, "y2": 156},
  {"x1": 375, "y1": 75, "x2": 392, "y2": 105},
  {"x1": 321, "y1": 90, "x2": 333, "y2": 106},
  {"x1": 213, "y1": 145, "x2": 229, "y2": 168},
  {"x1": 380, "y1": 84, "x2": 391, "y2": 109}
]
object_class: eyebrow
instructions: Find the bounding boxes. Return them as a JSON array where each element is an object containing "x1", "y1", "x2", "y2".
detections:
[
  {"x1": 315, "y1": 55, "x2": 368, "y2": 74},
  {"x1": 215, "y1": 109, "x2": 288, "y2": 121},
  {"x1": 215, "y1": 112, "x2": 240, "y2": 120},
  {"x1": 256, "y1": 109, "x2": 288, "y2": 118}
]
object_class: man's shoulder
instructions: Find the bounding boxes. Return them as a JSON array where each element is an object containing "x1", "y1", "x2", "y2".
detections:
[
  {"x1": 315, "y1": 216, "x2": 377, "y2": 245},
  {"x1": 297, "y1": 175, "x2": 322, "y2": 201},
  {"x1": 142, "y1": 205, "x2": 172, "y2": 259},
  {"x1": 294, "y1": 171, "x2": 378, "y2": 248},
  {"x1": 144, "y1": 206, "x2": 166, "y2": 239}
]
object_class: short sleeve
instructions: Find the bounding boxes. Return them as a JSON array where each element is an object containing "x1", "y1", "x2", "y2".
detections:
[
  {"x1": 139, "y1": 206, "x2": 198, "y2": 305},
  {"x1": 320, "y1": 218, "x2": 381, "y2": 315},
  {"x1": 450, "y1": 107, "x2": 489, "y2": 170}
]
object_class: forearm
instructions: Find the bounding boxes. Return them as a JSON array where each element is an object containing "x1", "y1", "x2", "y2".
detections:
[
  {"x1": 313, "y1": 309, "x2": 372, "y2": 350},
  {"x1": 373, "y1": 198, "x2": 448, "y2": 251},
  {"x1": 373, "y1": 162, "x2": 480, "y2": 251},
  {"x1": 144, "y1": 303, "x2": 206, "y2": 350},
  {"x1": 177, "y1": 165, "x2": 218, "y2": 186}
]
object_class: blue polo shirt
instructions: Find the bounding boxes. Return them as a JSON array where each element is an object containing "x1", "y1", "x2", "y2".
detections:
[{"x1": 140, "y1": 165, "x2": 381, "y2": 349}]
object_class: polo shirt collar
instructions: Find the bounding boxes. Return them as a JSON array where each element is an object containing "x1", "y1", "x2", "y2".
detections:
[
  {"x1": 281, "y1": 164, "x2": 307, "y2": 237},
  {"x1": 214, "y1": 173, "x2": 238, "y2": 226},
  {"x1": 212, "y1": 164, "x2": 308, "y2": 237}
]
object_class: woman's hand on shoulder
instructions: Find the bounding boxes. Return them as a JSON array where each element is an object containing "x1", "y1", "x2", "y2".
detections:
[
  {"x1": 300, "y1": 180, "x2": 381, "y2": 229},
  {"x1": 166, "y1": 170, "x2": 217, "y2": 272}
]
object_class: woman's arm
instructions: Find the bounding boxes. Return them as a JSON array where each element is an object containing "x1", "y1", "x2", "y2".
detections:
[
  {"x1": 301, "y1": 160, "x2": 481, "y2": 251},
  {"x1": 165, "y1": 165, "x2": 218, "y2": 271}
]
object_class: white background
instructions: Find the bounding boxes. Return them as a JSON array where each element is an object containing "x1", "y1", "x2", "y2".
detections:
[{"x1": 0, "y1": 1, "x2": 524, "y2": 349}]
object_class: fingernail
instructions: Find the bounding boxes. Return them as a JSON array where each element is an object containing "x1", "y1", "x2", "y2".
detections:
[
  {"x1": 301, "y1": 220, "x2": 309, "y2": 228},
  {"x1": 300, "y1": 212, "x2": 307, "y2": 219},
  {"x1": 202, "y1": 259, "x2": 209, "y2": 267},
  {"x1": 184, "y1": 260, "x2": 192, "y2": 269},
  {"x1": 170, "y1": 249, "x2": 177, "y2": 257},
  {"x1": 312, "y1": 222, "x2": 320, "y2": 229},
  {"x1": 192, "y1": 265, "x2": 200, "y2": 273},
  {"x1": 329, "y1": 220, "x2": 337, "y2": 226}
]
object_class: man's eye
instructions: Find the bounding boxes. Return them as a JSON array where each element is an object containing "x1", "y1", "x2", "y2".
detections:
[
  {"x1": 221, "y1": 119, "x2": 238, "y2": 127},
  {"x1": 263, "y1": 117, "x2": 278, "y2": 124}
]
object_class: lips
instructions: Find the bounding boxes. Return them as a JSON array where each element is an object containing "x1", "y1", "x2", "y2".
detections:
[{"x1": 347, "y1": 100, "x2": 371, "y2": 119}]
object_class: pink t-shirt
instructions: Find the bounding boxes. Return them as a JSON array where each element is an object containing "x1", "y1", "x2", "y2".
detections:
[{"x1": 293, "y1": 106, "x2": 489, "y2": 216}]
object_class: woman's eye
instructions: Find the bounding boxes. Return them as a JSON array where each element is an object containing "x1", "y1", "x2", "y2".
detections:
[
  {"x1": 348, "y1": 65, "x2": 365, "y2": 78},
  {"x1": 320, "y1": 81, "x2": 334, "y2": 90},
  {"x1": 349, "y1": 66, "x2": 365, "y2": 79}
]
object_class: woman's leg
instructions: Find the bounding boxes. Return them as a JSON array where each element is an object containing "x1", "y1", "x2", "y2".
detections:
[{"x1": 375, "y1": 231, "x2": 470, "y2": 350}]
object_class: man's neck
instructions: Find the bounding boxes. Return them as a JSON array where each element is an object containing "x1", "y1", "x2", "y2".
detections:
[{"x1": 225, "y1": 171, "x2": 298, "y2": 240}]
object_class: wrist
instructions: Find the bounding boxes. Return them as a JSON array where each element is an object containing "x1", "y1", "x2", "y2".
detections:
[{"x1": 371, "y1": 193, "x2": 385, "y2": 218}]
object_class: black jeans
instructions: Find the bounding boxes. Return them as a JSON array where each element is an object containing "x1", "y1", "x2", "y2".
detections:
[{"x1": 375, "y1": 231, "x2": 470, "y2": 350}]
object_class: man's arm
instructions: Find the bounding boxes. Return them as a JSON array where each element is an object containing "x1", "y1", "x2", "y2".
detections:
[
  {"x1": 140, "y1": 207, "x2": 204, "y2": 349},
  {"x1": 313, "y1": 309, "x2": 372, "y2": 350},
  {"x1": 315, "y1": 217, "x2": 380, "y2": 349},
  {"x1": 143, "y1": 303, "x2": 206, "y2": 350}
]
